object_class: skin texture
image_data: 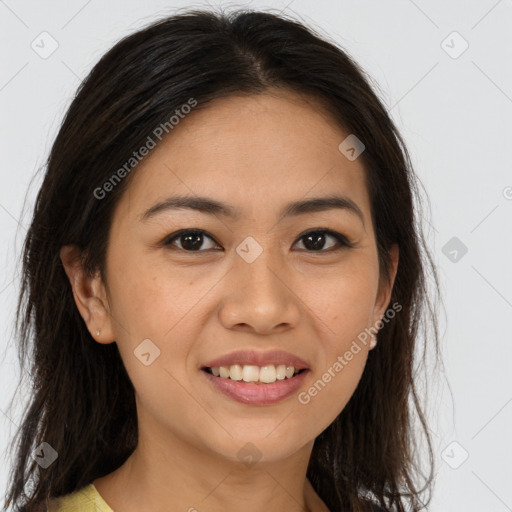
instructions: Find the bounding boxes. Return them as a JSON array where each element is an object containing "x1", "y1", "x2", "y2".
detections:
[{"x1": 61, "y1": 90, "x2": 398, "y2": 512}]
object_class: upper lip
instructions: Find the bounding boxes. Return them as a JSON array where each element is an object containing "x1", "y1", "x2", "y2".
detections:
[{"x1": 202, "y1": 349, "x2": 310, "y2": 370}]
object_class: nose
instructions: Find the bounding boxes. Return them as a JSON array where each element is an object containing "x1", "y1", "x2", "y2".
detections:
[{"x1": 218, "y1": 246, "x2": 301, "y2": 335}]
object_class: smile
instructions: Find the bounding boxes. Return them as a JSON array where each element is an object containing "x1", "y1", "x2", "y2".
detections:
[
  {"x1": 203, "y1": 364, "x2": 304, "y2": 384},
  {"x1": 201, "y1": 366, "x2": 309, "y2": 405}
]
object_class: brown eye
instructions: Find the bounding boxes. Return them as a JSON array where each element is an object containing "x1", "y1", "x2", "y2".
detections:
[
  {"x1": 294, "y1": 230, "x2": 352, "y2": 252},
  {"x1": 163, "y1": 230, "x2": 219, "y2": 251},
  {"x1": 163, "y1": 228, "x2": 352, "y2": 254}
]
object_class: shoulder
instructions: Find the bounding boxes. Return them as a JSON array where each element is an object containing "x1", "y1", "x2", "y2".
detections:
[{"x1": 47, "y1": 483, "x2": 113, "y2": 512}]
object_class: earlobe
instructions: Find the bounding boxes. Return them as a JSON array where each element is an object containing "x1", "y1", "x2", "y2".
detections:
[{"x1": 59, "y1": 245, "x2": 115, "y2": 344}]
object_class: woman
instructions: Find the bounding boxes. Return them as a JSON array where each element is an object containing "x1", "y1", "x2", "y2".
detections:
[{"x1": 4, "y1": 8, "x2": 441, "y2": 512}]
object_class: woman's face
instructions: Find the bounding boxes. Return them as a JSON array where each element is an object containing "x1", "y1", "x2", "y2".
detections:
[{"x1": 89, "y1": 91, "x2": 397, "y2": 464}]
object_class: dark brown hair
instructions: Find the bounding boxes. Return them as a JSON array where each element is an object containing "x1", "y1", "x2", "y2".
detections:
[{"x1": 4, "y1": 7, "x2": 442, "y2": 511}]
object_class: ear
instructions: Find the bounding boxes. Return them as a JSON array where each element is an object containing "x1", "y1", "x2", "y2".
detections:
[
  {"x1": 60, "y1": 245, "x2": 115, "y2": 344},
  {"x1": 372, "y1": 244, "x2": 399, "y2": 328}
]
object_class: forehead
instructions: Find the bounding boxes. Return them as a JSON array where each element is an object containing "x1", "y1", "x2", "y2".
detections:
[{"x1": 115, "y1": 90, "x2": 372, "y2": 225}]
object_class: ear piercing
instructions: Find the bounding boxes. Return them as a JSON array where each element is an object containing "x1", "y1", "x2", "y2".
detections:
[
  {"x1": 95, "y1": 328, "x2": 101, "y2": 337},
  {"x1": 369, "y1": 333, "x2": 377, "y2": 350}
]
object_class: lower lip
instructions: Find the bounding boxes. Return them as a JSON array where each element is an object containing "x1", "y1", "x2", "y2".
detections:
[{"x1": 201, "y1": 369, "x2": 309, "y2": 405}]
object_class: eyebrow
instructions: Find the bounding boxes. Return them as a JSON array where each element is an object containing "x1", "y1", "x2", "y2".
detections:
[{"x1": 141, "y1": 194, "x2": 365, "y2": 227}]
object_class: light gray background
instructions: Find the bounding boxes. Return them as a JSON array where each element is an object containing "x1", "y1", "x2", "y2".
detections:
[{"x1": 1, "y1": 1, "x2": 511, "y2": 510}]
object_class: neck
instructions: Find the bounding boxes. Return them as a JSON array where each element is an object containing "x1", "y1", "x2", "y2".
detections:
[{"x1": 93, "y1": 415, "x2": 328, "y2": 512}]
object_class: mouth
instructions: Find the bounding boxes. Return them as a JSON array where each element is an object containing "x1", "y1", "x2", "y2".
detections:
[
  {"x1": 200, "y1": 350, "x2": 311, "y2": 404},
  {"x1": 201, "y1": 365, "x2": 307, "y2": 385},
  {"x1": 201, "y1": 365, "x2": 309, "y2": 405},
  {"x1": 201, "y1": 349, "x2": 310, "y2": 384}
]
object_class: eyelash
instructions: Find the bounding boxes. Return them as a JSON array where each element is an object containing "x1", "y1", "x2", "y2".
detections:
[{"x1": 161, "y1": 228, "x2": 353, "y2": 254}]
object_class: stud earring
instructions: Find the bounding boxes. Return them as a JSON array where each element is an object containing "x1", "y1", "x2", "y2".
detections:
[
  {"x1": 95, "y1": 328, "x2": 101, "y2": 337},
  {"x1": 369, "y1": 333, "x2": 377, "y2": 350}
]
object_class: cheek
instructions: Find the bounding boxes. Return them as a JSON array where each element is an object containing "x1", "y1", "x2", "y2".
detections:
[
  {"x1": 292, "y1": 263, "x2": 376, "y2": 422},
  {"x1": 106, "y1": 261, "x2": 204, "y2": 427},
  {"x1": 299, "y1": 263, "x2": 379, "y2": 346},
  {"x1": 106, "y1": 245, "x2": 193, "y2": 340},
  {"x1": 105, "y1": 250, "x2": 211, "y2": 388},
  {"x1": 298, "y1": 273, "x2": 372, "y2": 425},
  {"x1": 297, "y1": 349, "x2": 367, "y2": 435}
]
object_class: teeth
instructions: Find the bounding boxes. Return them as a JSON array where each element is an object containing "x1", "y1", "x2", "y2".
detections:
[
  {"x1": 242, "y1": 365, "x2": 260, "y2": 382},
  {"x1": 276, "y1": 365, "x2": 287, "y2": 380},
  {"x1": 208, "y1": 364, "x2": 301, "y2": 383},
  {"x1": 229, "y1": 364, "x2": 243, "y2": 381},
  {"x1": 259, "y1": 365, "x2": 276, "y2": 383}
]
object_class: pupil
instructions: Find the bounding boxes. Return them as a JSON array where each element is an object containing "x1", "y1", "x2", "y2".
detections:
[
  {"x1": 304, "y1": 232, "x2": 325, "y2": 251},
  {"x1": 182, "y1": 233, "x2": 203, "y2": 251}
]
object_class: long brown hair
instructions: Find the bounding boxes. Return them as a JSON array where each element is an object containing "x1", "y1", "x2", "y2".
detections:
[{"x1": 4, "y1": 7, "x2": 442, "y2": 511}]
